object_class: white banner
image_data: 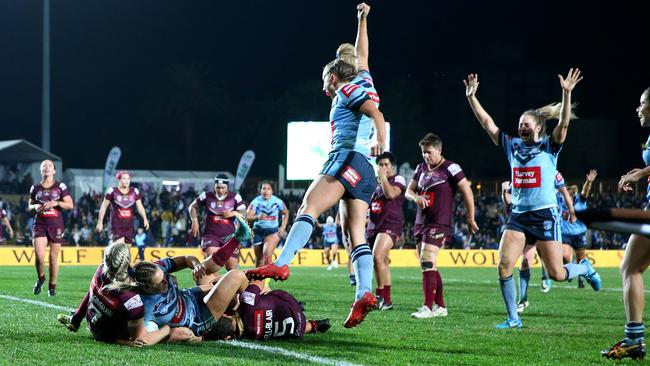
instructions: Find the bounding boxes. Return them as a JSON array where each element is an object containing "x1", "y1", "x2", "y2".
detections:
[
  {"x1": 102, "y1": 146, "x2": 122, "y2": 192},
  {"x1": 234, "y1": 150, "x2": 255, "y2": 191}
]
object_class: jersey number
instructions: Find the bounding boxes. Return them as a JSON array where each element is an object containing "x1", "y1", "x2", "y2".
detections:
[{"x1": 273, "y1": 317, "x2": 295, "y2": 337}]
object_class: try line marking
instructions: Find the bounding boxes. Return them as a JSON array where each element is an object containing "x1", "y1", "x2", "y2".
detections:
[{"x1": 0, "y1": 294, "x2": 362, "y2": 366}]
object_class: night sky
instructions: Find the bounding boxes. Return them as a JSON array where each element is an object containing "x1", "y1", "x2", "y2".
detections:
[{"x1": 0, "y1": 1, "x2": 647, "y2": 181}]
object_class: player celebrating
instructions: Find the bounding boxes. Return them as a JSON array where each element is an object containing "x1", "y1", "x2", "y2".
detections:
[
  {"x1": 28, "y1": 159, "x2": 74, "y2": 296},
  {"x1": 406, "y1": 133, "x2": 478, "y2": 319},
  {"x1": 246, "y1": 3, "x2": 386, "y2": 328},
  {"x1": 57, "y1": 243, "x2": 178, "y2": 346},
  {"x1": 367, "y1": 151, "x2": 405, "y2": 310},
  {"x1": 247, "y1": 181, "x2": 289, "y2": 267},
  {"x1": 189, "y1": 175, "x2": 247, "y2": 283},
  {"x1": 558, "y1": 169, "x2": 597, "y2": 289},
  {"x1": 601, "y1": 87, "x2": 650, "y2": 360},
  {"x1": 464, "y1": 69, "x2": 601, "y2": 329},
  {"x1": 96, "y1": 171, "x2": 149, "y2": 244}
]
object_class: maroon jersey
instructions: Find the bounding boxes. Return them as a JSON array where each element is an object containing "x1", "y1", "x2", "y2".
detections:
[
  {"x1": 368, "y1": 174, "x2": 406, "y2": 236},
  {"x1": 83, "y1": 265, "x2": 144, "y2": 342},
  {"x1": 29, "y1": 181, "x2": 70, "y2": 228},
  {"x1": 196, "y1": 191, "x2": 244, "y2": 237},
  {"x1": 412, "y1": 161, "x2": 465, "y2": 228},
  {"x1": 238, "y1": 285, "x2": 306, "y2": 340},
  {"x1": 105, "y1": 186, "x2": 141, "y2": 238}
]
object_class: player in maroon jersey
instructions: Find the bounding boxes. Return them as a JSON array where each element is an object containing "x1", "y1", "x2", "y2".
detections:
[
  {"x1": 96, "y1": 171, "x2": 149, "y2": 244},
  {"x1": 28, "y1": 159, "x2": 74, "y2": 296},
  {"x1": 405, "y1": 133, "x2": 478, "y2": 319},
  {"x1": 58, "y1": 243, "x2": 197, "y2": 346},
  {"x1": 0, "y1": 207, "x2": 14, "y2": 241},
  {"x1": 367, "y1": 152, "x2": 405, "y2": 310},
  {"x1": 189, "y1": 175, "x2": 247, "y2": 284}
]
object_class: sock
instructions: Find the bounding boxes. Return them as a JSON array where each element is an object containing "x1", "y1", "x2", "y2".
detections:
[
  {"x1": 274, "y1": 214, "x2": 315, "y2": 267},
  {"x1": 433, "y1": 270, "x2": 445, "y2": 308},
  {"x1": 518, "y1": 269, "x2": 531, "y2": 303},
  {"x1": 38, "y1": 275, "x2": 45, "y2": 283},
  {"x1": 564, "y1": 262, "x2": 588, "y2": 280},
  {"x1": 626, "y1": 322, "x2": 645, "y2": 343},
  {"x1": 349, "y1": 274, "x2": 356, "y2": 283},
  {"x1": 499, "y1": 275, "x2": 519, "y2": 322},
  {"x1": 308, "y1": 320, "x2": 318, "y2": 333},
  {"x1": 422, "y1": 271, "x2": 437, "y2": 310},
  {"x1": 384, "y1": 285, "x2": 392, "y2": 304},
  {"x1": 49, "y1": 283, "x2": 56, "y2": 290},
  {"x1": 351, "y1": 244, "x2": 373, "y2": 301},
  {"x1": 541, "y1": 264, "x2": 549, "y2": 280},
  {"x1": 376, "y1": 287, "x2": 384, "y2": 298},
  {"x1": 211, "y1": 238, "x2": 240, "y2": 267}
]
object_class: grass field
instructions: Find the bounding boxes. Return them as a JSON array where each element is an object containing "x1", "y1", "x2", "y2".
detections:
[{"x1": 0, "y1": 265, "x2": 641, "y2": 365}]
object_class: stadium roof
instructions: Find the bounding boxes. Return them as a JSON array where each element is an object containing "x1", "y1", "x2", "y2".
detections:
[{"x1": 0, "y1": 139, "x2": 61, "y2": 163}]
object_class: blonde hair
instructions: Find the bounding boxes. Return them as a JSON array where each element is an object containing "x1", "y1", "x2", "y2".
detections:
[
  {"x1": 105, "y1": 260, "x2": 159, "y2": 292},
  {"x1": 103, "y1": 242, "x2": 132, "y2": 283},
  {"x1": 336, "y1": 43, "x2": 357, "y2": 68},
  {"x1": 523, "y1": 102, "x2": 578, "y2": 137},
  {"x1": 323, "y1": 58, "x2": 358, "y2": 83}
]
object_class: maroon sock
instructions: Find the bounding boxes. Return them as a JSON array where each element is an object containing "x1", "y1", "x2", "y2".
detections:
[
  {"x1": 384, "y1": 285, "x2": 392, "y2": 304},
  {"x1": 376, "y1": 287, "x2": 384, "y2": 298},
  {"x1": 422, "y1": 271, "x2": 437, "y2": 310},
  {"x1": 38, "y1": 275, "x2": 45, "y2": 283},
  {"x1": 433, "y1": 270, "x2": 445, "y2": 308},
  {"x1": 48, "y1": 283, "x2": 56, "y2": 290},
  {"x1": 211, "y1": 238, "x2": 241, "y2": 267}
]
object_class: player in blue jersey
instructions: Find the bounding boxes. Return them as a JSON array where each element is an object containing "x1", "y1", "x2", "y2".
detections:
[
  {"x1": 558, "y1": 169, "x2": 597, "y2": 289},
  {"x1": 247, "y1": 181, "x2": 289, "y2": 267},
  {"x1": 246, "y1": 3, "x2": 386, "y2": 329},
  {"x1": 601, "y1": 88, "x2": 650, "y2": 360},
  {"x1": 464, "y1": 69, "x2": 601, "y2": 329},
  {"x1": 317, "y1": 216, "x2": 340, "y2": 270},
  {"x1": 505, "y1": 172, "x2": 576, "y2": 314}
]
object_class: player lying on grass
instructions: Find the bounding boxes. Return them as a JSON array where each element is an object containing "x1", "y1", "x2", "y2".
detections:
[
  {"x1": 193, "y1": 258, "x2": 331, "y2": 340},
  {"x1": 57, "y1": 243, "x2": 198, "y2": 346}
]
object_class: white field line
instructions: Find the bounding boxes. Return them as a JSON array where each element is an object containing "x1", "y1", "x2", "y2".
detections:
[{"x1": 0, "y1": 294, "x2": 363, "y2": 366}]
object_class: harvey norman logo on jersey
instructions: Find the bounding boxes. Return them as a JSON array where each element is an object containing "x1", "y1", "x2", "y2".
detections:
[{"x1": 512, "y1": 167, "x2": 541, "y2": 188}]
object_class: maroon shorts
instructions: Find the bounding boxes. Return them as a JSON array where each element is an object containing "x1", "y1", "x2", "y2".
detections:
[
  {"x1": 33, "y1": 225, "x2": 65, "y2": 244},
  {"x1": 367, "y1": 230, "x2": 400, "y2": 248},
  {"x1": 413, "y1": 224, "x2": 449, "y2": 248},
  {"x1": 201, "y1": 235, "x2": 239, "y2": 259},
  {"x1": 111, "y1": 227, "x2": 134, "y2": 244}
]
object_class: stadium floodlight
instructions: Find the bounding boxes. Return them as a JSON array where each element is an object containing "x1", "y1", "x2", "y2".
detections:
[{"x1": 161, "y1": 180, "x2": 180, "y2": 186}]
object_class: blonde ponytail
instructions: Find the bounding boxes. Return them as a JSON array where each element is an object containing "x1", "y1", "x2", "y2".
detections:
[
  {"x1": 524, "y1": 102, "x2": 578, "y2": 137},
  {"x1": 336, "y1": 43, "x2": 357, "y2": 68}
]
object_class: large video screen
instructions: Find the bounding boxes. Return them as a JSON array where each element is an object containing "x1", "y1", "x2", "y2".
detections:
[{"x1": 286, "y1": 121, "x2": 391, "y2": 181}]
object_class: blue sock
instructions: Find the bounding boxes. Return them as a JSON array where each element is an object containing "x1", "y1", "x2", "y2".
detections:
[
  {"x1": 541, "y1": 264, "x2": 549, "y2": 280},
  {"x1": 274, "y1": 214, "x2": 315, "y2": 267},
  {"x1": 351, "y1": 244, "x2": 373, "y2": 301},
  {"x1": 518, "y1": 269, "x2": 531, "y2": 303},
  {"x1": 564, "y1": 262, "x2": 588, "y2": 280},
  {"x1": 626, "y1": 322, "x2": 645, "y2": 343},
  {"x1": 499, "y1": 275, "x2": 519, "y2": 322}
]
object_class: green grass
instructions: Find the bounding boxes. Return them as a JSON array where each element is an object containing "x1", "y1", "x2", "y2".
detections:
[{"x1": 0, "y1": 265, "x2": 640, "y2": 365}]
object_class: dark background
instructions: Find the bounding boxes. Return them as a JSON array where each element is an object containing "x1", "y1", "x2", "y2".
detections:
[{"x1": 0, "y1": 1, "x2": 647, "y2": 180}]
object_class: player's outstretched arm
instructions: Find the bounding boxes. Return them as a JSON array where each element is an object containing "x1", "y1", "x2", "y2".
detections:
[
  {"x1": 355, "y1": 3, "x2": 370, "y2": 71},
  {"x1": 559, "y1": 186, "x2": 577, "y2": 223},
  {"x1": 463, "y1": 74, "x2": 500, "y2": 145},
  {"x1": 553, "y1": 68, "x2": 583, "y2": 144},
  {"x1": 581, "y1": 169, "x2": 597, "y2": 198}
]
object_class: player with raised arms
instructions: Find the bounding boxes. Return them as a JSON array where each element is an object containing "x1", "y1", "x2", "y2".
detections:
[
  {"x1": 464, "y1": 69, "x2": 601, "y2": 329},
  {"x1": 96, "y1": 171, "x2": 150, "y2": 244},
  {"x1": 247, "y1": 181, "x2": 289, "y2": 267},
  {"x1": 28, "y1": 159, "x2": 74, "y2": 296},
  {"x1": 246, "y1": 3, "x2": 386, "y2": 328},
  {"x1": 367, "y1": 151, "x2": 405, "y2": 310},
  {"x1": 601, "y1": 87, "x2": 650, "y2": 360},
  {"x1": 406, "y1": 133, "x2": 478, "y2": 319},
  {"x1": 189, "y1": 174, "x2": 248, "y2": 284}
]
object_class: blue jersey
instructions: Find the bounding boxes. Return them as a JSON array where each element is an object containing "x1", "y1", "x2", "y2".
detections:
[
  {"x1": 501, "y1": 132, "x2": 562, "y2": 213},
  {"x1": 141, "y1": 258, "x2": 202, "y2": 332},
  {"x1": 329, "y1": 70, "x2": 380, "y2": 159},
  {"x1": 322, "y1": 223, "x2": 338, "y2": 243},
  {"x1": 249, "y1": 195, "x2": 286, "y2": 230},
  {"x1": 643, "y1": 134, "x2": 650, "y2": 201},
  {"x1": 555, "y1": 174, "x2": 588, "y2": 235}
]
